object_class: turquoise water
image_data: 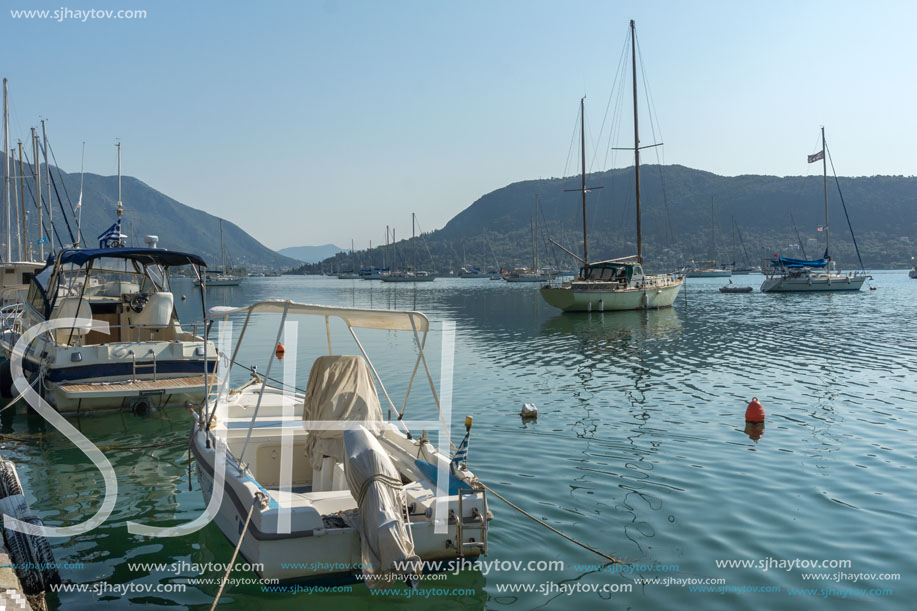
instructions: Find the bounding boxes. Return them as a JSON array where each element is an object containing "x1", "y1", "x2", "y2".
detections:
[{"x1": 3, "y1": 272, "x2": 914, "y2": 609}]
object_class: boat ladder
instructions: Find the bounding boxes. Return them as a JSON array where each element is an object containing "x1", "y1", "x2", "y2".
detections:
[
  {"x1": 130, "y1": 348, "x2": 158, "y2": 382},
  {"x1": 453, "y1": 486, "x2": 488, "y2": 558}
]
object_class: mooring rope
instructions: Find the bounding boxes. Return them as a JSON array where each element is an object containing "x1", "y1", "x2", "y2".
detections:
[
  {"x1": 210, "y1": 493, "x2": 265, "y2": 610},
  {"x1": 479, "y1": 482, "x2": 621, "y2": 565}
]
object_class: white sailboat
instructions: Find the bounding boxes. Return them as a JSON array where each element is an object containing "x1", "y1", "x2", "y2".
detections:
[
  {"x1": 195, "y1": 219, "x2": 244, "y2": 286},
  {"x1": 540, "y1": 21, "x2": 684, "y2": 312},
  {"x1": 382, "y1": 214, "x2": 435, "y2": 282},
  {"x1": 193, "y1": 301, "x2": 490, "y2": 583},
  {"x1": 502, "y1": 207, "x2": 548, "y2": 283},
  {"x1": 760, "y1": 128, "x2": 868, "y2": 293}
]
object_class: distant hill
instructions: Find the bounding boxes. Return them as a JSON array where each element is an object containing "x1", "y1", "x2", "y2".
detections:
[
  {"x1": 277, "y1": 244, "x2": 344, "y2": 263},
  {"x1": 296, "y1": 165, "x2": 917, "y2": 273},
  {"x1": 1, "y1": 154, "x2": 299, "y2": 271}
]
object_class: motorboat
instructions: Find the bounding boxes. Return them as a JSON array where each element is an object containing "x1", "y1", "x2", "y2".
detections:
[
  {"x1": 192, "y1": 301, "x2": 490, "y2": 584},
  {"x1": 1, "y1": 247, "x2": 216, "y2": 412}
]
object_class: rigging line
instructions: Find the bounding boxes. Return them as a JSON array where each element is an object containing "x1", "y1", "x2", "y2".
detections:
[
  {"x1": 20, "y1": 147, "x2": 59, "y2": 251},
  {"x1": 47, "y1": 163, "x2": 77, "y2": 245},
  {"x1": 563, "y1": 105, "x2": 581, "y2": 179},
  {"x1": 789, "y1": 210, "x2": 808, "y2": 260},
  {"x1": 825, "y1": 144, "x2": 865, "y2": 272},
  {"x1": 591, "y1": 33, "x2": 631, "y2": 175},
  {"x1": 412, "y1": 216, "x2": 437, "y2": 270},
  {"x1": 538, "y1": 198, "x2": 560, "y2": 269},
  {"x1": 46, "y1": 136, "x2": 85, "y2": 246}
]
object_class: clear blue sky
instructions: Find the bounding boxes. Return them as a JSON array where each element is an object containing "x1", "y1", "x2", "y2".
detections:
[{"x1": 4, "y1": 0, "x2": 915, "y2": 250}]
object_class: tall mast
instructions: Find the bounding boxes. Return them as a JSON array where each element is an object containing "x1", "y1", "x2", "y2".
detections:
[
  {"x1": 412, "y1": 212, "x2": 416, "y2": 272},
  {"x1": 631, "y1": 19, "x2": 643, "y2": 265},
  {"x1": 76, "y1": 142, "x2": 85, "y2": 248},
  {"x1": 822, "y1": 126, "x2": 829, "y2": 259},
  {"x1": 580, "y1": 97, "x2": 588, "y2": 265},
  {"x1": 116, "y1": 140, "x2": 123, "y2": 222},
  {"x1": 530, "y1": 215, "x2": 536, "y2": 271},
  {"x1": 385, "y1": 225, "x2": 389, "y2": 270},
  {"x1": 32, "y1": 129, "x2": 42, "y2": 259},
  {"x1": 220, "y1": 219, "x2": 226, "y2": 271},
  {"x1": 3, "y1": 78, "x2": 10, "y2": 262},
  {"x1": 42, "y1": 120, "x2": 52, "y2": 252},
  {"x1": 18, "y1": 141, "x2": 28, "y2": 260},
  {"x1": 534, "y1": 194, "x2": 539, "y2": 272}
]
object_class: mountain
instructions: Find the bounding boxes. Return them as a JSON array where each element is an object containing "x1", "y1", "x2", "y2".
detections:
[
  {"x1": 296, "y1": 165, "x2": 917, "y2": 273},
  {"x1": 2, "y1": 154, "x2": 299, "y2": 270},
  {"x1": 277, "y1": 244, "x2": 345, "y2": 263}
]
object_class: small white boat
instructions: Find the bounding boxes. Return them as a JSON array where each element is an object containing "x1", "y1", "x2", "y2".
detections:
[
  {"x1": 193, "y1": 220, "x2": 244, "y2": 287},
  {"x1": 193, "y1": 301, "x2": 490, "y2": 584},
  {"x1": 909, "y1": 265, "x2": 916, "y2": 279},
  {"x1": 684, "y1": 261, "x2": 732, "y2": 278}
]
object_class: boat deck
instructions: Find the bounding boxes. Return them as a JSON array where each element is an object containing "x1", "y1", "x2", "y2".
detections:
[{"x1": 54, "y1": 374, "x2": 216, "y2": 398}]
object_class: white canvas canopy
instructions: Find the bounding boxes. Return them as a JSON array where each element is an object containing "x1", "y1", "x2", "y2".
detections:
[
  {"x1": 342, "y1": 426, "x2": 420, "y2": 587},
  {"x1": 207, "y1": 300, "x2": 429, "y2": 332}
]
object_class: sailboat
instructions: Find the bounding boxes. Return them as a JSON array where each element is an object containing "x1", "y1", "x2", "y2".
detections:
[
  {"x1": 910, "y1": 257, "x2": 916, "y2": 279},
  {"x1": 760, "y1": 128, "x2": 868, "y2": 293},
  {"x1": 684, "y1": 201, "x2": 731, "y2": 277},
  {"x1": 195, "y1": 219, "x2": 243, "y2": 286},
  {"x1": 337, "y1": 239, "x2": 360, "y2": 279},
  {"x1": 382, "y1": 214, "x2": 435, "y2": 282},
  {"x1": 502, "y1": 203, "x2": 548, "y2": 282},
  {"x1": 540, "y1": 21, "x2": 684, "y2": 312}
]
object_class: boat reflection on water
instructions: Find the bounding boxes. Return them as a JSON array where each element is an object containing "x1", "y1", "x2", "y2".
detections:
[{"x1": 540, "y1": 307, "x2": 683, "y2": 340}]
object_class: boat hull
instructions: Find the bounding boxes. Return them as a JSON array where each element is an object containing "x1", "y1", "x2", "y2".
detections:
[
  {"x1": 503, "y1": 276, "x2": 547, "y2": 283},
  {"x1": 760, "y1": 274, "x2": 866, "y2": 292},
  {"x1": 540, "y1": 278, "x2": 683, "y2": 312},
  {"x1": 685, "y1": 270, "x2": 731, "y2": 278}
]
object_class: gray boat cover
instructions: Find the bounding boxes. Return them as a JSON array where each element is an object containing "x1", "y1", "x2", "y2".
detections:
[
  {"x1": 302, "y1": 355, "x2": 383, "y2": 467},
  {"x1": 342, "y1": 426, "x2": 420, "y2": 588}
]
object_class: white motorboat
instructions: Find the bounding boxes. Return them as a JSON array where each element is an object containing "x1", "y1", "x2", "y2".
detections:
[
  {"x1": 540, "y1": 23, "x2": 683, "y2": 313},
  {"x1": 192, "y1": 301, "x2": 490, "y2": 584},
  {"x1": 684, "y1": 261, "x2": 732, "y2": 278},
  {"x1": 1, "y1": 246, "x2": 216, "y2": 411},
  {"x1": 761, "y1": 128, "x2": 869, "y2": 293}
]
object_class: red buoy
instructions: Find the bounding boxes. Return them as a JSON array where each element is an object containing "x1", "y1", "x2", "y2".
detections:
[
  {"x1": 745, "y1": 397, "x2": 765, "y2": 423},
  {"x1": 275, "y1": 342, "x2": 285, "y2": 360}
]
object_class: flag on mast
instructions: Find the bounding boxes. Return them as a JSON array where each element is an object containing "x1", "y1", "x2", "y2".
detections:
[{"x1": 808, "y1": 150, "x2": 824, "y2": 163}]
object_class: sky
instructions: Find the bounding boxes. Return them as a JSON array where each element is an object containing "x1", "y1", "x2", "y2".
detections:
[{"x1": 3, "y1": 0, "x2": 915, "y2": 251}]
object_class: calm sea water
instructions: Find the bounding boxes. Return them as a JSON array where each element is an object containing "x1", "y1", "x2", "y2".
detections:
[{"x1": 3, "y1": 271, "x2": 915, "y2": 610}]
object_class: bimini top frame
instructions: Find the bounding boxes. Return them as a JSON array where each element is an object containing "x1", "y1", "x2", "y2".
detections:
[{"x1": 204, "y1": 300, "x2": 445, "y2": 472}]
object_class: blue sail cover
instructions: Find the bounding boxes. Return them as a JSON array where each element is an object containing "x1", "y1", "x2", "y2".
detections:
[{"x1": 772, "y1": 255, "x2": 828, "y2": 269}]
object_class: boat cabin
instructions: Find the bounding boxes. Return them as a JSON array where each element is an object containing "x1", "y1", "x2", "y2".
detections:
[
  {"x1": 25, "y1": 248, "x2": 208, "y2": 347},
  {"x1": 579, "y1": 262, "x2": 645, "y2": 284}
]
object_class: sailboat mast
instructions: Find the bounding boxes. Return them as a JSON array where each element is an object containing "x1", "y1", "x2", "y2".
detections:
[
  {"x1": 631, "y1": 19, "x2": 643, "y2": 265},
  {"x1": 534, "y1": 194, "x2": 539, "y2": 272},
  {"x1": 42, "y1": 120, "x2": 52, "y2": 250},
  {"x1": 412, "y1": 212, "x2": 416, "y2": 272},
  {"x1": 32, "y1": 129, "x2": 42, "y2": 259},
  {"x1": 18, "y1": 141, "x2": 28, "y2": 260},
  {"x1": 530, "y1": 215, "x2": 536, "y2": 271},
  {"x1": 580, "y1": 97, "x2": 588, "y2": 265},
  {"x1": 220, "y1": 219, "x2": 226, "y2": 271},
  {"x1": 3, "y1": 77, "x2": 10, "y2": 262},
  {"x1": 822, "y1": 126, "x2": 829, "y2": 258}
]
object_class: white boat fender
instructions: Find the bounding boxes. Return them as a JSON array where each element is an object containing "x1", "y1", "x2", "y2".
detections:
[
  {"x1": 341, "y1": 426, "x2": 421, "y2": 589},
  {"x1": 521, "y1": 403, "x2": 538, "y2": 419}
]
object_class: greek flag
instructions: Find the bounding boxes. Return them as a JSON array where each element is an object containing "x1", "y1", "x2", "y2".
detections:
[
  {"x1": 97, "y1": 221, "x2": 122, "y2": 248},
  {"x1": 450, "y1": 430, "x2": 470, "y2": 474}
]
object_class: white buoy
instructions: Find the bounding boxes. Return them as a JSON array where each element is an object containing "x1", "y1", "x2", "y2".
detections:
[{"x1": 521, "y1": 403, "x2": 538, "y2": 419}]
